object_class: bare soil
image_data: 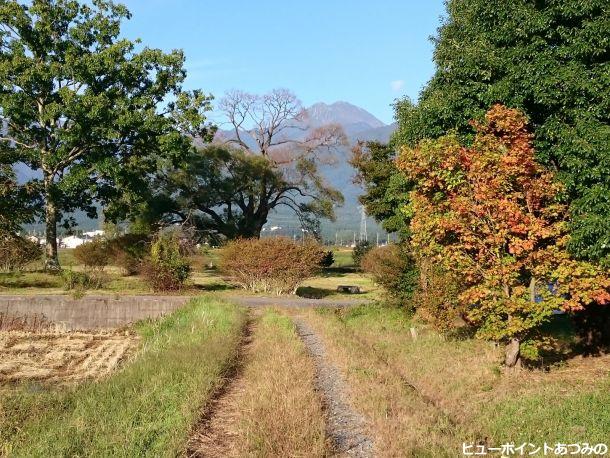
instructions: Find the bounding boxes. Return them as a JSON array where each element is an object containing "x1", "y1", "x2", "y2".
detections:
[
  {"x1": 187, "y1": 318, "x2": 255, "y2": 457},
  {"x1": 0, "y1": 329, "x2": 139, "y2": 385}
]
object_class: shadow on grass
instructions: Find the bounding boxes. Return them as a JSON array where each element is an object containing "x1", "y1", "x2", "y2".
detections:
[
  {"x1": 322, "y1": 266, "x2": 358, "y2": 276},
  {"x1": 0, "y1": 272, "x2": 61, "y2": 289},
  {"x1": 295, "y1": 286, "x2": 335, "y2": 299},
  {"x1": 191, "y1": 282, "x2": 235, "y2": 292}
]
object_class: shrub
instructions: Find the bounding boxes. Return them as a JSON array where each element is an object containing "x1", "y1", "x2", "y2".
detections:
[
  {"x1": 220, "y1": 237, "x2": 325, "y2": 295},
  {"x1": 412, "y1": 260, "x2": 465, "y2": 333},
  {"x1": 0, "y1": 232, "x2": 42, "y2": 271},
  {"x1": 352, "y1": 240, "x2": 372, "y2": 267},
  {"x1": 361, "y1": 244, "x2": 418, "y2": 306},
  {"x1": 60, "y1": 268, "x2": 107, "y2": 292},
  {"x1": 73, "y1": 238, "x2": 110, "y2": 271},
  {"x1": 319, "y1": 250, "x2": 335, "y2": 268},
  {"x1": 106, "y1": 234, "x2": 149, "y2": 275},
  {"x1": 141, "y1": 232, "x2": 191, "y2": 292}
]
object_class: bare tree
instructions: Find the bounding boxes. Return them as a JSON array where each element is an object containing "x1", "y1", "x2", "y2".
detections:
[
  {"x1": 215, "y1": 89, "x2": 347, "y2": 236},
  {"x1": 147, "y1": 89, "x2": 347, "y2": 240}
]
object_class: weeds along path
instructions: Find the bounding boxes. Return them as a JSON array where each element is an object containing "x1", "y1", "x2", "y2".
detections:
[
  {"x1": 186, "y1": 312, "x2": 255, "y2": 457},
  {"x1": 187, "y1": 309, "x2": 327, "y2": 457},
  {"x1": 293, "y1": 317, "x2": 375, "y2": 457},
  {"x1": 290, "y1": 309, "x2": 467, "y2": 457}
]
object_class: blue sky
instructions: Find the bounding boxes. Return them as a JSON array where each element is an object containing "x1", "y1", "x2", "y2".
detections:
[{"x1": 120, "y1": 0, "x2": 446, "y2": 125}]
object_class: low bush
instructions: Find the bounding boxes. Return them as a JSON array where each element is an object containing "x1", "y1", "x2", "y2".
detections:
[
  {"x1": 361, "y1": 244, "x2": 418, "y2": 306},
  {"x1": 352, "y1": 240, "x2": 372, "y2": 267},
  {"x1": 0, "y1": 232, "x2": 42, "y2": 271},
  {"x1": 73, "y1": 238, "x2": 110, "y2": 271},
  {"x1": 106, "y1": 234, "x2": 149, "y2": 275},
  {"x1": 319, "y1": 250, "x2": 334, "y2": 268},
  {"x1": 220, "y1": 237, "x2": 325, "y2": 295},
  {"x1": 141, "y1": 232, "x2": 191, "y2": 292},
  {"x1": 60, "y1": 268, "x2": 107, "y2": 292}
]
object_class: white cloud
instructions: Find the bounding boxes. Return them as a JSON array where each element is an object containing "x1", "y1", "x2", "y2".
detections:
[{"x1": 390, "y1": 80, "x2": 405, "y2": 92}]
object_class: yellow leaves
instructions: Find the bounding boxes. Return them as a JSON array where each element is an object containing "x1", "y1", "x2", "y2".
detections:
[{"x1": 400, "y1": 104, "x2": 610, "y2": 342}]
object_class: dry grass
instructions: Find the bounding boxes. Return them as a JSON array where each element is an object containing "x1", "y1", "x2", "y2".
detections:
[
  {"x1": 291, "y1": 305, "x2": 610, "y2": 454},
  {"x1": 189, "y1": 309, "x2": 328, "y2": 457},
  {"x1": 284, "y1": 307, "x2": 465, "y2": 457},
  {"x1": 0, "y1": 297, "x2": 248, "y2": 456},
  {"x1": 0, "y1": 329, "x2": 138, "y2": 385}
]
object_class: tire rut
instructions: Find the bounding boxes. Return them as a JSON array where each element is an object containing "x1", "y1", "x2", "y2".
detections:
[
  {"x1": 293, "y1": 317, "x2": 374, "y2": 457},
  {"x1": 186, "y1": 313, "x2": 256, "y2": 457}
]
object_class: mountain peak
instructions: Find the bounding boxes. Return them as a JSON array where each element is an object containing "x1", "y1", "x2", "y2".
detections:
[{"x1": 307, "y1": 101, "x2": 386, "y2": 130}]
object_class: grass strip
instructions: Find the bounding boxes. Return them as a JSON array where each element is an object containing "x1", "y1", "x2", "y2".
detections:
[
  {"x1": 307, "y1": 304, "x2": 610, "y2": 451},
  {"x1": 0, "y1": 296, "x2": 247, "y2": 457},
  {"x1": 189, "y1": 309, "x2": 327, "y2": 457}
]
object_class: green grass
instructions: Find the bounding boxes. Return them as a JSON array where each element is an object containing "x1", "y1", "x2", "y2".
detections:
[
  {"x1": 312, "y1": 304, "x2": 610, "y2": 447},
  {"x1": 0, "y1": 296, "x2": 247, "y2": 457},
  {"x1": 330, "y1": 248, "x2": 355, "y2": 268},
  {"x1": 1, "y1": 246, "x2": 381, "y2": 301}
]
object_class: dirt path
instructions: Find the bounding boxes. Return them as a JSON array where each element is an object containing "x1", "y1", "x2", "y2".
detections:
[
  {"x1": 228, "y1": 295, "x2": 368, "y2": 308},
  {"x1": 187, "y1": 316, "x2": 256, "y2": 457},
  {"x1": 293, "y1": 317, "x2": 374, "y2": 457}
]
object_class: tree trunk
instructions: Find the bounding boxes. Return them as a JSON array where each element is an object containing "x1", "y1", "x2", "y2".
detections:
[
  {"x1": 43, "y1": 175, "x2": 60, "y2": 271},
  {"x1": 504, "y1": 281, "x2": 521, "y2": 368},
  {"x1": 505, "y1": 337, "x2": 521, "y2": 368}
]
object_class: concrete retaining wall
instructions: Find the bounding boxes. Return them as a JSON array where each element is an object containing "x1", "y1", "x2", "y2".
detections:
[{"x1": 0, "y1": 295, "x2": 192, "y2": 329}]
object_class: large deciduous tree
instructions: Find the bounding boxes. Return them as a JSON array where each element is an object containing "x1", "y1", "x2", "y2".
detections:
[
  {"x1": 0, "y1": 0, "x2": 213, "y2": 269},
  {"x1": 144, "y1": 89, "x2": 346, "y2": 241},
  {"x1": 398, "y1": 105, "x2": 610, "y2": 367},
  {"x1": 393, "y1": 0, "x2": 610, "y2": 266}
]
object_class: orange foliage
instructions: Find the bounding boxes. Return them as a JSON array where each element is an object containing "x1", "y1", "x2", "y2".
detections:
[{"x1": 397, "y1": 105, "x2": 610, "y2": 345}]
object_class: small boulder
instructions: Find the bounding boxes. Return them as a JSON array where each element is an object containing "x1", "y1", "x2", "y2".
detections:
[{"x1": 336, "y1": 285, "x2": 361, "y2": 294}]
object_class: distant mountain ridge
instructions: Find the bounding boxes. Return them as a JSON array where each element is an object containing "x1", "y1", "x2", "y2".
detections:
[
  {"x1": 307, "y1": 101, "x2": 386, "y2": 132},
  {"x1": 15, "y1": 100, "x2": 397, "y2": 238}
]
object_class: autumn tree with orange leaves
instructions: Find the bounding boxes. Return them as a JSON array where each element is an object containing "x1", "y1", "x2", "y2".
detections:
[{"x1": 398, "y1": 105, "x2": 610, "y2": 367}]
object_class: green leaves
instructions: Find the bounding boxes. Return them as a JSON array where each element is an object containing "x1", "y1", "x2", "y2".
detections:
[
  {"x1": 393, "y1": 0, "x2": 610, "y2": 264},
  {"x1": 0, "y1": 0, "x2": 214, "y2": 264}
]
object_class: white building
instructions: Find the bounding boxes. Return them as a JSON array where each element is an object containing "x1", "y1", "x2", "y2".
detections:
[{"x1": 61, "y1": 235, "x2": 86, "y2": 248}]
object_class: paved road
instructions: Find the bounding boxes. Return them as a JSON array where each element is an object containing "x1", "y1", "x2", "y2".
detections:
[{"x1": 227, "y1": 295, "x2": 369, "y2": 308}]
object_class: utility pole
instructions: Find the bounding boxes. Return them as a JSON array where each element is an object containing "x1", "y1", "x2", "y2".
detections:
[
  {"x1": 376, "y1": 232, "x2": 379, "y2": 247},
  {"x1": 359, "y1": 206, "x2": 367, "y2": 242}
]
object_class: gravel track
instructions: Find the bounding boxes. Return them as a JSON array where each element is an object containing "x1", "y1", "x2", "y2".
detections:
[{"x1": 293, "y1": 317, "x2": 374, "y2": 457}]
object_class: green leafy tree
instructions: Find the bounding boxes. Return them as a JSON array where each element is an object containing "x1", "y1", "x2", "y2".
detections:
[
  {"x1": 0, "y1": 162, "x2": 39, "y2": 233},
  {"x1": 0, "y1": 0, "x2": 214, "y2": 269},
  {"x1": 350, "y1": 141, "x2": 412, "y2": 238},
  {"x1": 393, "y1": 0, "x2": 610, "y2": 266},
  {"x1": 140, "y1": 143, "x2": 341, "y2": 241}
]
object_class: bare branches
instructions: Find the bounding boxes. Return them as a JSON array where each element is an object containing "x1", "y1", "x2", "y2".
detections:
[
  {"x1": 218, "y1": 88, "x2": 347, "y2": 173},
  {"x1": 0, "y1": 136, "x2": 36, "y2": 149}
]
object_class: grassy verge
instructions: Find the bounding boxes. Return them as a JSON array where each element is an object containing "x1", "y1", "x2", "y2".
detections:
[
  {"x1": 1, "y1": 247, "x2": 379, "y2": 300},
  {"x1": 286, "y1": 306, "x2": 464, "y2": 457},
  {"x1": 0, "y1": 296, "x2": 247, "y2": 457},
  {"x1": 294, "y1": 305, "x2": 610, "y2": 455},
  {"x1": 190, "y1": 309, "x2": 327, "y2": 456}
]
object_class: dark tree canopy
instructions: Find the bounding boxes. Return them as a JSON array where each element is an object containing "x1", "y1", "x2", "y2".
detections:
[
  {"x1": 393, "y1": 0, "x2": 610, "y2": 265},
  {"x1": 0, "y1": 0, "x2": 214, "y2": 268},
  {"x1": 0, "y1": 162, "x2": 39, "y2": 233}
]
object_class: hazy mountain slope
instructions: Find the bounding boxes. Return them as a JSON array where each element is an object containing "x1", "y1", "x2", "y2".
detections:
[{"x1": 307, "y1": 101, "x2": 385, "y2": 130}]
